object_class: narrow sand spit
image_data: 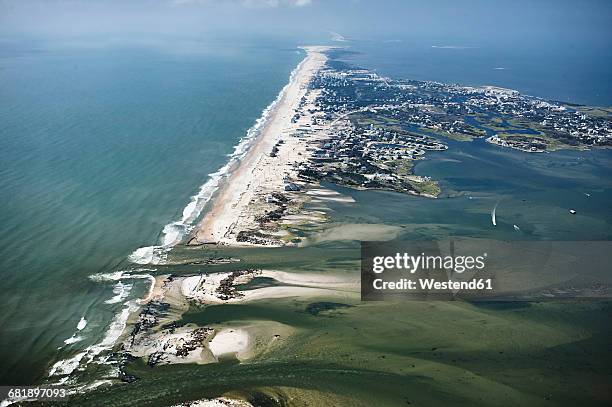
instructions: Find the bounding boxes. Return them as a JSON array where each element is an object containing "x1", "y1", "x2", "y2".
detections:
[
  {"x1": 192, "y1": 46, "x2": 333, "y2": 246},
  {"x1": 181, "y1": 270, "x2": 359, "y2": 305},
  {"x1": 170, "y1": 398, "x2": 252, "y2": 407},
  {"x1": 118, "y1": 48, "x2": 361, "y2": 379},
  {"x1": 124, "y1": 272, "x2": 304, "y2": 367}
]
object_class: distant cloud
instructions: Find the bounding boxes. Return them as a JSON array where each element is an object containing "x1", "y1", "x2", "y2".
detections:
[
  {"x1": 169, "y1": 0, "x2": 209, "y2": 5},
  {"x1": 241, "y1": 0, "x2": 312, "y2": 7},
  {"x1": 431, "y1": 45, "x2": 478, "y2": 49},
  {"x1": 170, "y1": 0, "x2": 313, "y2": 7}
]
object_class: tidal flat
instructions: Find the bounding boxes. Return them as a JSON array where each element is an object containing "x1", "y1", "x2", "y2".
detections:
[
  {"x1": 51, "y1": 236, "x2": 612, "y2": 407},
  {"x1": 66, "y1": 289, "x2": 612, "y2": 406},
  {"x1": 59, "y1": 134, "x2": 612, "y2": 405}
]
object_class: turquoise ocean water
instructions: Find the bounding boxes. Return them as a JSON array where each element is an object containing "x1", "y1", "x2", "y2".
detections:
[
  {"x1": 0, "y1": 40, "x2": 303, "y2": 384},
  {"x1": 0, "y1": 36, "x2": 610, "y2": 386}
]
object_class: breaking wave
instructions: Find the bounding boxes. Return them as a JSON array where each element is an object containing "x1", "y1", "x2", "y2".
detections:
[
  {"x1": 77, "y1": 317, "x2": 87, "y2": 331},
  {"x1": 128, "y1": 51, "x2": 307, "y2": 264},
  {"x1": 50, "y1": 300, "x2": 140, "y2": 378},
  {"x1": 50, "y1": 51, "x2": 309, "y2": 387},
  {"x1": 104, "y1": 281, "x2": 133, "y2": 305},
  {"x1": 63, "y1": 335, "x2": 84, "y2": 345},
  {"x1": 59, "y1": 317, "x2": 87, "y2": 349}
]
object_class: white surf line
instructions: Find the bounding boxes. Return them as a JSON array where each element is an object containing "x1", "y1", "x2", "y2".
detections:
[
  {"x1": 49, "y1": 300, "x2": 140, "y2": 378},
  {"x1": 49, "y1": 270, "x2": 157, "y2": 379},
  {"x1": 104, "y1": 281, "x2": 133, "y2": 305},
  {"x1": 89, "y1": 270, "x2": 156, "y2": 304},
  {"x1": 129, "y1": 48, "x2": 310, "y2": 264},
  {"x1": 52, "y1": 50, "x2": 315, "y2": 386}
]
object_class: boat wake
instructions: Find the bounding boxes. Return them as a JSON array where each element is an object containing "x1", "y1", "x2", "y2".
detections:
[{"x1": 491, "y1": 201, "x2": 499, "y2": 226}]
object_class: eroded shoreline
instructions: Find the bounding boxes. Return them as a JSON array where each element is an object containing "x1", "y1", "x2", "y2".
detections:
[
  {"x1": 191, "y1": 46, "x2": 333, "y2": 247},
  {"x1": 123, "y1": 269, "x2": 358, "y2": 367}
]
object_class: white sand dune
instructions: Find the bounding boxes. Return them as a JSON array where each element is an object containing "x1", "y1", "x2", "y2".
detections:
[
  {"x1": 208, "y1": 329, "x2": 250, "y2": 359},
  {"x1": 171, "y1": 398, "x2": 252, "y2": 407},
  {"x1": 181, "y1": 269, "x2": 358, "y2": 305}
]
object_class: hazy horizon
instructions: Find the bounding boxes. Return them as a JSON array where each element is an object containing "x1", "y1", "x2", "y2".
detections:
[{"x1": 1, "y1": 0, "x2": 611, "y2": 47}]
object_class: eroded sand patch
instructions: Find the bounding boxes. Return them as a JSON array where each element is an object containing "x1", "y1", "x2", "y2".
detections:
[
  {"x1": 171, "y1": 398, "x2": 252, "y2": 407},
  {"x1": 124, "y1": 272, "x2": 315, "y2": 367},
  {"x1": 181, "y1": 270, "x2": 358, "y2": 305},
  {"x1": 307, "y1": 223, "x2": 403, "y2": 244},
  {"x1": 208, "y1": 328, "x2": 250, "y2": 360}
]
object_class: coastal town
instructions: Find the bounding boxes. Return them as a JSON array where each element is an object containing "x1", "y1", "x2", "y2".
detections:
[
  {"x1": 309, "y1": 56, "x2": 612, "y2": 154},
  {"x1": 187, "y1": 46, "x2": 612, "y2": 248},
  {"x1": 295, "y1": 112, "x2": 447, "y2": 197}
]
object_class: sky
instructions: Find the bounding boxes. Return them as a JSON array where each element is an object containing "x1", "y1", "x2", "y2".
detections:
[{"x1": 1, "y1": 0, "x2": 611, "y2": 47}]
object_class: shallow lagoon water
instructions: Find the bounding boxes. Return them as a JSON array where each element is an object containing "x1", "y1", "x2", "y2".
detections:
[
  {"x1": 1, "y1": 35, "x2": 611, "y2": 404},
  {"x1": 323, "y1": 139, "x2": 612, "y2": 242}
]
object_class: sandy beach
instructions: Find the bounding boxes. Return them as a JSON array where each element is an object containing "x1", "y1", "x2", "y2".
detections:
[
  {"x1": 192, "y1": 46, "x2": 332, "y2": 246},
  {"x1": 75, "y1": 46, "x2": 349, "y2": 390},
  {"x1": 122, "y1": 268, "x2": 354, "y2": 369},
  {"x1": 171, "y1": 399, "x2": 252, "y2": 407}
]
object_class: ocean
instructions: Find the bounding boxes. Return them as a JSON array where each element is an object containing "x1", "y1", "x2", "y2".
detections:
[
  {"x1": 345, "y1": 38, "x2": 612, "y2": 106},
  {"x1": 0, "y1": 35, "x2": 610, "y2": 386},
  {"x1": 0, "y1": 39, "x2": 303, "y2": 384}
]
